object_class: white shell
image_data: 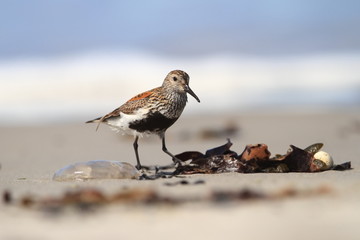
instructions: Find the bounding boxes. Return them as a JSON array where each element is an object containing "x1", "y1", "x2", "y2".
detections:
[
  {"x1": 314, "y1": 151, "x2": 334, "y2": 170},
  {"x1": 53, "y1": 160, "x2": 141, "y2": 181}
]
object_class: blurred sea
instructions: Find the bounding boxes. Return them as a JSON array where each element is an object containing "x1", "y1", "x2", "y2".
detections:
[{"x1": 1, "y1": 51, "x2": 359, "y2": 125}]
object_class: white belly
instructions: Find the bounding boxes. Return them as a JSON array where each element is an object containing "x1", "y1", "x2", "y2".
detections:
[{"x1": 105, "y1": 108, "x2": 151, "y2": 137}]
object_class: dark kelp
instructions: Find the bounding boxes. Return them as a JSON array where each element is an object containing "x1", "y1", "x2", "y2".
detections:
[{"x1": 175, "y1": 141, "x2": 351, "y2": 174}]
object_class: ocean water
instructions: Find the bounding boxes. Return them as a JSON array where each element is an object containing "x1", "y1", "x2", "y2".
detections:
[{"x1": 1, "y1": 51, "x2": 359, "y2": 125}]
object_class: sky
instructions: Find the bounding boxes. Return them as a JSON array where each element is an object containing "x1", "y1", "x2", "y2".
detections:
[
  {"x1": 0, "y1": 0, "x2": 360, "y2": 124},
  {"x1": 1, "y1": 0, "x2": 360, "y2": 58}
]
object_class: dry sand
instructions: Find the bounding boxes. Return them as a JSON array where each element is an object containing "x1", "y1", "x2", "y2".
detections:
[{"x1": 1, "y1": 111, "x2": 360, "y2": 240}]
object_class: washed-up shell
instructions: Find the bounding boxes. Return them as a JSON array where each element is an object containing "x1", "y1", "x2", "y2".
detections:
[
  {"x1": 314, "y1": 151, "x2": 334, "y2": 170},
  {"x1": 53, "y1": 160, "x2": 141, "y2": 181},
  {"x1": 272, "y1": 143, "x2": 324, "y2": 161},
  {"x1": 304, "y1": 143, "x2": 324, "y2": 155}
]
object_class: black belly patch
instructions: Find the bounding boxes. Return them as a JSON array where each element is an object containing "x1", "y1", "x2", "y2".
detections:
[{"x1": 129, "y1": 112, "x2": 178, "y2": 133}]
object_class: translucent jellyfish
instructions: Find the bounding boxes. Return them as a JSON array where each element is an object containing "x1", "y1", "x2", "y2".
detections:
[{"x1": 53, "y1": 160, "x2": 141, "y2": 181}]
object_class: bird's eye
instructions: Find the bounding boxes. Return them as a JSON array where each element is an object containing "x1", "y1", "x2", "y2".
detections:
[{"x1": 173, "y1": 77, "x2": 178, "y2": 81}]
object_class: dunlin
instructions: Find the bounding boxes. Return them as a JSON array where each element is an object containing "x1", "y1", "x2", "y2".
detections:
[{"x1": 86, "y1": 70, "x2": 200, "y2": 170}]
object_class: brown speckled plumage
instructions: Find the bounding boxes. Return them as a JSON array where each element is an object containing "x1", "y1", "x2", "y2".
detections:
[{"x1": 86, "y1": 70, "x2": 200, "y2": 169}]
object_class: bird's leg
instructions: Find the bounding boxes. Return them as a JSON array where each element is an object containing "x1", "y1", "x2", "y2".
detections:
[
  {"x1": 133, "y1": 136, "x2": 142, "y2": 170},
  {"x1": 161, "y1": 134, "x2": 182, "y2": 166}
]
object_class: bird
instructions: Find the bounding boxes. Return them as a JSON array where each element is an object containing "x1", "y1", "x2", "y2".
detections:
[{"x1": 86, "y1": 70, "x2": 200, "y2": 170}]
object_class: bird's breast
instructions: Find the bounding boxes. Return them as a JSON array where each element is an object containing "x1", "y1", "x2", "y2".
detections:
[{"x1": 158, "y1": 92, "x2": 187, "y2": 119}]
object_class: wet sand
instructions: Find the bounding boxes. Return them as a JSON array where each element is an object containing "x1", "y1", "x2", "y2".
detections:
[{"x1": 1, "y1": 111, "x2": 360, "y2": 240}]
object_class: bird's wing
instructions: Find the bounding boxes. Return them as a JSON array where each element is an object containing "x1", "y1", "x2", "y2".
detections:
[
  {"x1": 119, "y1": 87, "x2": 159, "y2": 114},
  {"x1": 90, "y1": 88, "x2": 159, "y2": 130}
]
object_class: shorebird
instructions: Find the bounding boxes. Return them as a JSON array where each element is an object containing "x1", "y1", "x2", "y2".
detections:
[{"x1": 86, "y1": 70, "x2": 200, "y2": 170}]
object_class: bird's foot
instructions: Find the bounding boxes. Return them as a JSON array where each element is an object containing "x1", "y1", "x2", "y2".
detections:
[{"x1": 173, "y1": 157, "x2": 183, "y2": 167}]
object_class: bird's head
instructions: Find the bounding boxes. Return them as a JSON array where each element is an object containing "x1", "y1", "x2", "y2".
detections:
[{"x1": 163, "y1": 70, "x2": 200, "y2": 103}]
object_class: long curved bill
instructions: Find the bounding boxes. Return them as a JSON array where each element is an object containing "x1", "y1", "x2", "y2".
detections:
[{"x1": 185, "y1": 85, "x2": 200, "y2": 103}]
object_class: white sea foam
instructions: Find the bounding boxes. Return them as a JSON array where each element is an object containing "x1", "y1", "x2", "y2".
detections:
[{"x1": 1, "y1": 51, "x2": 359, "y2": 125}]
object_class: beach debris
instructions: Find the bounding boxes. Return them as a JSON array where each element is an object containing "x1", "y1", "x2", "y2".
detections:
[
  {"x1": 313, "y1": 151, "x2": 334, "y2": 170},
  {"x1": 304, "y1": 143, "x2": 324, "y2": 154},
  {"x1": 164, "y1": 179, "x2": 205, "y2": 186},
  {"x1": 212, "y1": 188, "x2": 266, "y2": 202},
  {"x1": 53, "y1": 160, "x2": 141, "y2": 181},
  {"x1": 51, "y1": 141, "x2": 351, "y2": 181},
  {"x1": 175, "y1": 141, "x2": 351, "y2": 174},
  {"x1": 3, "y1": 190, "x2": 12, "y2": 204},
  {"x1": 3, "y1": 185, "x2": 332, "y2": 213},
  {"x1": 13, "y1": 188, "x2": 166, "y2": 212},
  {"x1": 199, "y1": 121, "x2": 240, "y2": 140},
  {"x1": 240, "y1": 143, "x2": 271, "y2": 161},
  {"x1": 332, "y1": 161, "x2": 351, "y2": 171},
  {"x1": 175, "y1": 140, "x2": 240, "y2": 174},
  {"x1": 205, "y1": 139, "x2": 235, "y2": 157}
]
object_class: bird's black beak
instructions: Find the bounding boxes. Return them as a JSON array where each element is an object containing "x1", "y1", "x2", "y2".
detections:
[{"x1": 185, "y1": 85, "x2": 200, "y2": 103}]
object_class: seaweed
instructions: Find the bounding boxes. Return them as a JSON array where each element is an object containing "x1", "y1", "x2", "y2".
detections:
[{"x1": 174, "y1": 141, "x2": 351, "y2": 174}]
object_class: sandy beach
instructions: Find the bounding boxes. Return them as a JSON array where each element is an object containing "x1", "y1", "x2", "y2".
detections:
[
  {"x1": 2, "y1": 1, "x2": 360, "y2": 239},
  {"x1": 1, "y1": 111, "x2": 360, "y2": 240}
]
